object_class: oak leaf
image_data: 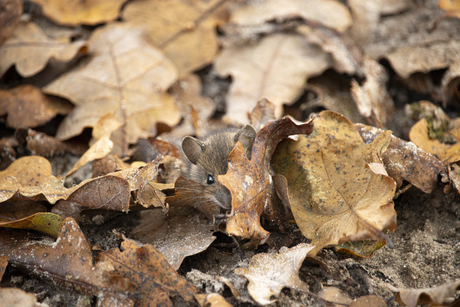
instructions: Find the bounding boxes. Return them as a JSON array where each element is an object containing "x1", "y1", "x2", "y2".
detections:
[
  {"x1": 272, "y1": 111, "x2": 397, "y2": 256},
  {"x1": 0, "y1": 256, "x2": 6, "y2": 280},
  {"x1": 29, "y1": 0, "x2": 129, "y2": 26},
  {"x1": 0, "y1": 21, "x2": 87, "y2": 77},
  {"x1": 235, "y1": 243, "x2": 314, "y2": 305},
  {"x1": 388, "y1": 280, "x2": 460, "y2": 307},
  {"x1": 0, "y1": 0, "x2": 22, "y2": 46},
  {"x1": 219, "y1": 116, "x2": 314, "y2": 247},
  {"x1": 122, "y1": 0, "x2": 229, "y2": 77},
  {"x1": 44, "y1": 23, "x2": 181, "y2": 156},
  {"x1": 214, "y1": 33, "x2": 330, "y2": 124}
]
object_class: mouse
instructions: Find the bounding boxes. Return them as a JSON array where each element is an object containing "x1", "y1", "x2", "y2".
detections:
[{"x1": 181, "y1": 125, "x2": 257, "y2": 211}]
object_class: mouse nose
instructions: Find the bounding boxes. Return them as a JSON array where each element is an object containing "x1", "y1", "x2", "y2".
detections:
[{"x1": 217, "y1": 186, "x2": 232, "y2": 210}]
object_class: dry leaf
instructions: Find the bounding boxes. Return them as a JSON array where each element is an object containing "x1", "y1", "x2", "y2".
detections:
[
  {"x1": 350, "y1": 295, "x2": 387, "y2": 307},
  {"x1": 249, "y1": 98, "x2": 276, "y2": 132},
  {"x1": 0, "y1": 210, "x2": 63, "y2": 237},
  {"x1": 130, "y1": 207, "x2": 216, "y2": 270},
  {"x1": 335, "y1": 239, "x2": 386, "y2": 258},
  {"x1": 0, "y1": 156, "x2": 130, "y2": 212},
  {"x1": 448, "y1": 163, "x2": 460, "y2": 194},
  {"x1": 351, "y1": 58, "x2": 394, "y2": 127},
  {"x1": 214, "y1": 33, "x2": 331, "y2": 124},
  {"x1": 0, "y1": 255, "x2": 7, "y2": 280},
  {"x1": 122, "y1": 0, "x2": 229, "y2": 77},
  {"x1": 0, "y1": 218, "x2": 133, "y2": 304},
  {"x1": 44, "y1": 22, "x2": 181, "y2": 156},
  {"x1": 0, "y1": 288, "x2": 38, "y2": 307},
  {"x1": 227, "y1": 0, "x2": 352, "y2": 33},
  {"x1": 195, "y1": 293, "x2": 232, "y2": 307},
  {"x1": 98, "y1": 238, "x2": 198, "y2": 306},
  {"x1": 388, "y1": 280, "x2": 460, "y2": 307},
  {"x1": 439, "y1": 0, "x2": 460, "y2": 19},
  {"x1": 272, "y1": 111, "x2": 397, "y2": 256},
  {"x1": 409, "y1": 117, "x2": 460, "y2": 163},
  {"x1": 318, "y1": 287, "x2": 352, "y2": 306},
  {"x1": 26, "y1": 129, "x2": 87, "y2": 157},
  {"x1": 0, "y1": 0, "x2": 22, "y2": 46},
  {"x1": 0, "y1": 85, "x2": 71, "y2": 129},
  {"x1": 235, "y1": 243, "x2": 314, "y2": 305},
  {"x1": 356, "y1": 123, "x2": 445, "y2": 193},
  {"x1": 29, "y1": 0, "x2": 128, "y2": 26},
  {"x1": 0, "y1": 21, "x2": 87, "y2": 77},
  {"x1": 219, "y1": 116, "x2": 314, "y2": 248}
]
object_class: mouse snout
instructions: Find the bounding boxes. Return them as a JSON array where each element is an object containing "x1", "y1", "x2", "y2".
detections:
[{"x1": 215, "y1": 185, "x2": 232, "y2": 210}]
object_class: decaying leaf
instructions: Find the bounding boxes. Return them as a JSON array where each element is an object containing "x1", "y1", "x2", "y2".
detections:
[
  {"x1": 0, "y1": 21, "x2": 87, "y2": 77},
  {"x1": 335, "y1": 239, "x2": 386, "y2": 258},
  {"x1": 122, "y1": 0, "x2": 229, "y2": 77},
  {"x1": 195, "y1": 293, "x2": 232, "y2": 307},
  {"x1": 214, "y1": 33, "x2": 331, "y2": 124},
  {"x1": 318, "y1": 287, "x2": 352, "y2": 306},
  {"x1": 44, "y1": 22, "x2": 181, "y2": 156},
  {"x1": 388, "y1": 280, "x2": 460, "y2": 307},
  {"x1": 272, "y1": 111, "x2": 397, "y2": 256},
  {"x1": 0, "y1": 255, "x2": 7, "y2": 280},
  {"x1": 98, "y1": 237, "x2": 198, "y2": 307},
  {"x1": 130, "y1": 207, "x2": 216, "y2": 270},
  {"x1": 0, "y1": 212, "x2": 63, "y2": 238},
  {"x1": 0, "y1": 0, "x2": 22, "y2": 46},
  {"x1": 29, "y1": 0, "x2": 129, "y2": 26},
  {"x1": 235, "y1": 243, "x2": 314, "y2": 305},
  {"x1": 25, "y1": 129, "x2": 87, "y2": 157},
  {"x1": 0, "y1": 156, "x2": 131, "y2": 212},
  {"x1": 349, "y1": 295, "x2": 387, "y2": 307},
  {"x1": 0, "y1": 288, "x2": 38, "y2": 307},
  {"x1": 248, "y1": 98, "x2": 276, "y2": 132},
  {"x1": 351, "y1": 58, "x2": 394, "y2": 127},
  {"x1": 219, "y1": 116, "x2": 314, "y2": 248},
  {"x1": 227, "y1": 0, "x2": 352, "y2": 33},
  {"x1": 0, "y1": 218, "x2": 133, "y2": 304},
  {"x1": 356, "y1": 123, "x2": 445, "y2": 193}
]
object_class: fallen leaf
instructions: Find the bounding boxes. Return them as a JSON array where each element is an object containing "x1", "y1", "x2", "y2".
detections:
[
  {"x1": 335, "y1": 239, "x2": 386, "y2": 258},
  {"x1": 0, "y1": 256, "x2": 7, "y2": 280},
  {"x1": 0, "y1": 218, "x2": 133, "y2": 304},
  {"x1": 235, "y1": 243, "x2": 314, "y2": 305},
  {"x1": 44, "y1": 22, "x2": 181, "y2": 156},
  {"x1": 0, "y1": 21, "x2": 87, "y2": 77},
  {"x1": 122, "y1": 0, "x2": 229, "y2": 77},
  {"x1": 0, "y1": 137, "x2": 17, "y2": 171},
  {"x1": 439, "y1": 0, "x2": 460, "y2": 19},
  {"x1": 0, "y1": 0, "x2": 22, "y2": 46},
  {"x1": 195, "y1": 293, "x2": 232, "y2": 307},
  {"x1": 272, "y1": 111, "x2": 397, "y2": 256},
  {"x1": 356, "y1": 123, "x2": 445, "y2": 193},
  {"x1": 409, "y1": 117, "x2": 460, "y2": 163},
  {"x1": 349, "y1": 295, "x2": 387, "y2": 307},
  {"x1": 227, "y1": 0, "x2": 352, "y2": 33},
  {"x1": 0, "y1": 288, "x2": 38, "y2": 307},
  {"x1": 388, "y1": 280, "x2": 460, "y2": 307},
  {"x1": 0, "y1": 85, "x2": 72, "y2": 129},
  {"x1": 98, "y1": 237, "x2": 198, "y2": 306},
  {"x1": 448, "y1": 163, "x2": 460, "y2": 194},
  {"x1": 219, "y1": 116, "x2": 314, "y2": 248},
  {"x1": 214, "y1": 32, "x2": 331, "y2": 124},
  {"x1": 248, "y1": 98, "x2": 276, "y2": 132},
  {"x1": 65, "y1": 136, "x2": 113, "y2": 177},
  {"x1": 26, "y1": 129, "x2": 87, "y2": 157},
  {"x1": 351, "y1": 58, "x2": 394, "y2": 127},
  {"x1": 29, "y1": 0, "x2": 129, "y2": 26},
  {"x1": 0, "y1": 156, "x2": 131, "y2": 212},
  {"x1": 130, "y1": 207, "x2": 216, "y2": 270}
]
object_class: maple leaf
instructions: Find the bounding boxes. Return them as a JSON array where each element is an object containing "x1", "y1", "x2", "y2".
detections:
[
  {"x1": 219, "y1": 116, "x2": 314, "y2": 248},
  {"x1": 44, "y1": 22, "x2": 181, "y2": 156},
  {"x1": 272, "y1": 110, "x2": 397, "y2": 256}
]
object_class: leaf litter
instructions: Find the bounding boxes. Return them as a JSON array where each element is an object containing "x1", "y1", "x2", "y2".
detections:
[{"x1": 2, "y1": 0, "x2": 460, "y2": 306}]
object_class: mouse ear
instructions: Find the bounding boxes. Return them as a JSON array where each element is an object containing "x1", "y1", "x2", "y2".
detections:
[
  {"x1": 234, "y1": 124, "x2": 257, "y2": 159},
  {"x1": 182, "y1": 136, "x2": 206, "y2": 165}
]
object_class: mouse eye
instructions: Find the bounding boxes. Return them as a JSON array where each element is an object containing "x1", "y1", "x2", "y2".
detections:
[{"x1": 206, "y1": 174, "x2": 215, "y2": 185}]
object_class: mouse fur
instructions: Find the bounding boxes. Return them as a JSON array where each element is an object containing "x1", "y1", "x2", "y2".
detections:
[{"x1": 181, "y1": 125, "x2": 256, "y2": 211}]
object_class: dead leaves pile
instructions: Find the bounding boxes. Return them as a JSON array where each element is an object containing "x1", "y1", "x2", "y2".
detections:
[{"x1": 2, "y1": 0, "x2": 460, "y2": 306}]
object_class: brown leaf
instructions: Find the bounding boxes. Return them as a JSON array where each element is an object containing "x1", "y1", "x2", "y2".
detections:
[
  {"x1": 235, "y1": 243, "x2": 314, "y2": 305},
  {"x1": 272, "y1": 111, "x2": 397, "y2": 256},
  {"x1": 130, "y1": 207, "x2": 216, "y2": 270},
  {"x1": 439, "y1": 0, "x2": 460, "y2": 19},
  {"x1": 44, "y1": 22, "x2": 181, "y2": 156},
  {"x1": 0, "y1": 85, "x2": 72, "y2": 129},
  {"x1": 0, "y1": 156, "x2": 131, "y2": 212},
  {"x1": 195, "y1": 293, "x2": 232, "y2": 307},
  {"x1": 227, "y1": 0, "x2": 352, "y2": 33},
  {"x1": 98, "y1": 238, "x2": 198, "y2": 307},
  {"x1": 388, "y1": 280, "x2": 460, "y2": 307},
  {"x1": 219, "y1": 116, "x2": 314, "y2": 247},
  {"x1": 214, "y1": 33, "x2": 331, "y2": 124},
  {"x1": 0, "y1": 288, "x2": 38, "y2": 307},
  {"x1": 318, "y1": 287, "x2": 352, "y2": 306},
  {"x1": 351, "y1": 58, "x2": 394, "y2": 127},
  {"x1": 0, "y1": 218, "x2": 132, "y2": 304},
  {"x1": 122, "y1": 0, "x2": 229, "y2": 77},
  {"x1": 356, "y1": 123, "x2": 445, "y2": 193},
  {"x1": 0, "y1": 21, "x2": 87, "y2": 77},
  {"x1": 349, "y1": 295, "x2": 387, "y2": 307},
  {"x1": 26, "y1": 129, "x2": 87, "y2": 157},
  {"x1": 335, "y1": 239, "x2": 386, "y2": 258},
  {"x1": 0, "y1": 255, "x2": 7, "y2": 280},
  {"x1": 29, "y1": 0, "x2": 128, "y2": 26},
  {"x1": 409, "y1": 117, "x2": 460, "y2": 163},
  {"x1": 0, "y1": 0, "x2": 22, "y2": 46},
  {"x1": 248, "y1": 99, "x2": 276, "y2": 132}
]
